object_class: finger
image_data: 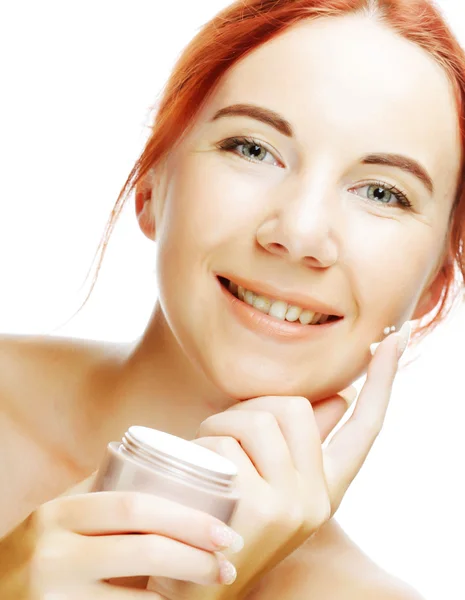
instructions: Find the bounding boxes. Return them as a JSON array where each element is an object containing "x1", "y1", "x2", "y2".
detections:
[
  {"x1": 323, "y1": 332, "x2": 400, "y2": 511},
  {"x1": 338, "y1": 385, "x2": 358, "y2": 407},
  {"x1": 197, "y1": 410, "x2": 294, "y2": 486},
  {"x1": 312, "y1": 396, "x2": 350, "y2": 442},
  {"x1": 64, "y1": 533, "x2": 224, "y2": 584},
  {"x1": 225, "y1": 397, "x2": 323, "y2": 479},
  {"x1": 193, "y1": 435, "x2": 257, "y2": 481},
  {"x1": 91, "y1": 582, "x2": 165, "y2": 598},
  {"x1": 45, "y1": 492, "x2": 241, "y2": 553}
]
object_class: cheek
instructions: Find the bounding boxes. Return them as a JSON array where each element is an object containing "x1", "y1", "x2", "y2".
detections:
[
  {"x1": 348, "y1": 218, "x2": 441, "y2": 317},
  {"x1": 159, "y1": 152, "x2": 281, "y2": 251}
]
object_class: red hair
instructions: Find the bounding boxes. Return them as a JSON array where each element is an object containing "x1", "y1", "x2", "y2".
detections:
[{"x1": 84, "y1": 0, "x2": 465, "y2": 348}]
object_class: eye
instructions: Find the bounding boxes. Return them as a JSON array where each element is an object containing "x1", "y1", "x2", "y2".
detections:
[
  {"x1": 217, "y1": 136, "x2": 282, "y2": 167},
  {"x1": 351, "y1": 181, "x2": 413, "y2": 210}
]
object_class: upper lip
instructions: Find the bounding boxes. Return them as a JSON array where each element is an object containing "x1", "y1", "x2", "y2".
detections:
[{"x1": 218, "y1": 274, "x2": 344, "y2": 317}]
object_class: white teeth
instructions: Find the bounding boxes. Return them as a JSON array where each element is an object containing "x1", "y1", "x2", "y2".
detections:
[
  {"x1": 285, "y1": 306, "x2": 302, "y2": 322},
  {"x1": 253, "y1": 296, "x2": 271, "y2": 314},
  {"x1": 244, "y1": 290, "x2": 255, "y2": 305},
  {"x1": 299, "y1": 310, "x2": 315, "y2": 325},
  {"x1": 227, "y1": 280, "x2": 334, "y2": 325},
  {"x1": 268, "y1": 300, "x2": 288, "y2": 320}
]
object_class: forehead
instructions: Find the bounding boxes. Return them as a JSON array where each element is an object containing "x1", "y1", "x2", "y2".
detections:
[{"x1": 201, "y1": 13, "x2": 460, "y2": 198}]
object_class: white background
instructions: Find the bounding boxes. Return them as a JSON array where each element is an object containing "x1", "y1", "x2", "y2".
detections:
[{"x1": 0, "y1": 1, "x2": 464, "y2": 598}]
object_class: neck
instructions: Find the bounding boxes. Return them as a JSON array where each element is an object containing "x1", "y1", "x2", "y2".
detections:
[{"x1": 113, "y1": 303, "x2": 236, "y2": 440}]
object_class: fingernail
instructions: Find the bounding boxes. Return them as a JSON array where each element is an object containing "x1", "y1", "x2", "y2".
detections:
[
  {"x1": 339, "y1": 386, "x2": 357, "y2": 406},
  {"x1": 211, "y1": 524, "x2": 244, "y2": 553},
  {"x1": 369, "y1": 342, "x2": 381, "y2": 356},
  {"x1": 219, "y1": 559, "x2": 237, "y2": 585},
  {"x1": 394, "y1": 321, "x2": 411, "y2": 360}
]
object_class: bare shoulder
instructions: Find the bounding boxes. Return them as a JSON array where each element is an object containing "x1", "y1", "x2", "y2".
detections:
[
  {"x1": 328, "y1": 559, "x2": 426, "y2": 600},
  {"x1": 344, "y1": 572, "x2": 425, "y2": 600},
  {"x1": 315, "y1": 525, "x2": 426, "y2": 600},
  {"x1": 0, "y1": 333, "x2": 128, "y2": 536},
  {"x1": 367, "y1": 581, "x2": 425, "y2": 600},
  {"x1": 250, "y1": 521, "x2": 425, "y2": 600},
  {"x1": 0, "y1": 336, "x2": 126, "y2": 421},
  {"x1": 0, "y1": 333, "x2": 127, "y2": 443},
  {"x1": 0, "y1": 332, "x2": 126, "y2": 380}
]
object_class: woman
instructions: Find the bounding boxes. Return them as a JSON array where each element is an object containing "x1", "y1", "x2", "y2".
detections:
[{"x1": 1, "y1": 0, "x2": 464, "y2": 598}]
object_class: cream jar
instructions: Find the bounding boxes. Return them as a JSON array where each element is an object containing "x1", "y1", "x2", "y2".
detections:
[{"x1": 92, "y1": 426, "x2": 239, "y2": 597}]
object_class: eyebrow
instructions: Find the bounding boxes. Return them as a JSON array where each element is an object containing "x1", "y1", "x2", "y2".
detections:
[
  {"x1": 361, "y1": 153, "x2": 434, "y2": 194},
  {"x1": 211, "y1": 103, "x2": 434, "y2": 194},
  {"x1": 211, "y1": 103, "x2": 294, "y2": 137}
]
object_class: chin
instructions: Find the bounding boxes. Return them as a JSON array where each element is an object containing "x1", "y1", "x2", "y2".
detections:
[
  {"x1": 200, "y1": 350, "x2": 317, "y2": 402},
  {"x1": 199, "y1": 344, "x2": 367, "y2": 405}
]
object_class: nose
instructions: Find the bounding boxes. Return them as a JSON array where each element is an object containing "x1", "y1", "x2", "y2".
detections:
[{"x1": 256, "y1": 183, "x2": 339, "y2": 268}]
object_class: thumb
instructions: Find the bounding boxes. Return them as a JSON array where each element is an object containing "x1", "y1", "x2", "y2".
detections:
[{"x1": 312, "y1": 386, "x2": 357, "y2": 442}]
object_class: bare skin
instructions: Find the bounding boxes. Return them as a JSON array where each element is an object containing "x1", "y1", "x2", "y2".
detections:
[
  {"x1": 1, "y1": 12, "x2": 459, "y2": 599},
  {"x1": 0, "y1": 335, "x2": 422, "y2": 599}
]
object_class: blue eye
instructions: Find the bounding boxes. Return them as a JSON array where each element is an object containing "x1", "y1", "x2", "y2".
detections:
[
  {"x1": 218, "y1": 136, "x2": 280, "y2": 166},
  {"x1": 217, "y1": 139, "x2": 413, "y2": 211},
  {"x1": 352, "y1": 181, "x2": 413, "y2": 210}
]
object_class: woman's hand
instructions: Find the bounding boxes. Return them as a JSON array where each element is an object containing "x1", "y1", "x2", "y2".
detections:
[
  {"x1": 5, "y1": 383, "x2": 355, "y2": 600},
  {"x1": 188, "y1": 329, "x2": 406, "y2": 599},
  {"x1": 10, "y1": 485, "x2": 244, "y2": 599}
]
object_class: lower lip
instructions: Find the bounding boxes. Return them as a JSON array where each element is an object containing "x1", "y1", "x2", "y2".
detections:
[{"x1": 217, "y1": 278, "x2": 343, "y2": 341}]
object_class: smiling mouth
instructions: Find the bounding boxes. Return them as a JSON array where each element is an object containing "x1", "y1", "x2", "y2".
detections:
[{"x1": 217, "y1": 276, "x2": 342, "y2": 326}]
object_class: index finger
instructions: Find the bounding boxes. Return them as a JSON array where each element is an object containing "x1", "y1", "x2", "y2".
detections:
[
  {"x1": 322, "y1": 329, "x2": 404, "y2": 512},
  {"x1": 44, "y1": 491, "x2": 242, "y2": 554}
]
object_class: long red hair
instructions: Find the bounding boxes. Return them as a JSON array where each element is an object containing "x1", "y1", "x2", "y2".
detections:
[{"x1": 85, "y1": 0, "x2": 465, "y2": 347}]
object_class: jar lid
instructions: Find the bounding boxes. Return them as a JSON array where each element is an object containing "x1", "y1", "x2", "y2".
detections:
[{"x1": 127, "y1": 426, "x2": 237, "y2": 479}]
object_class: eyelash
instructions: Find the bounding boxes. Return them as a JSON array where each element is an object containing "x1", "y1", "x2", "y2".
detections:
[
  {"x1": 353, "y1": 179, "x2": 412, "y2": 210},
  {"x1": 217, "y1": 135, "x2": 413, "y2": 210}
]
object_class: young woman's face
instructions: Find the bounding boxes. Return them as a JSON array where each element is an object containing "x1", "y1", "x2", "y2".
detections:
[{"x1": 147, "y1": 14, "x2": 461, "y2": 401}]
